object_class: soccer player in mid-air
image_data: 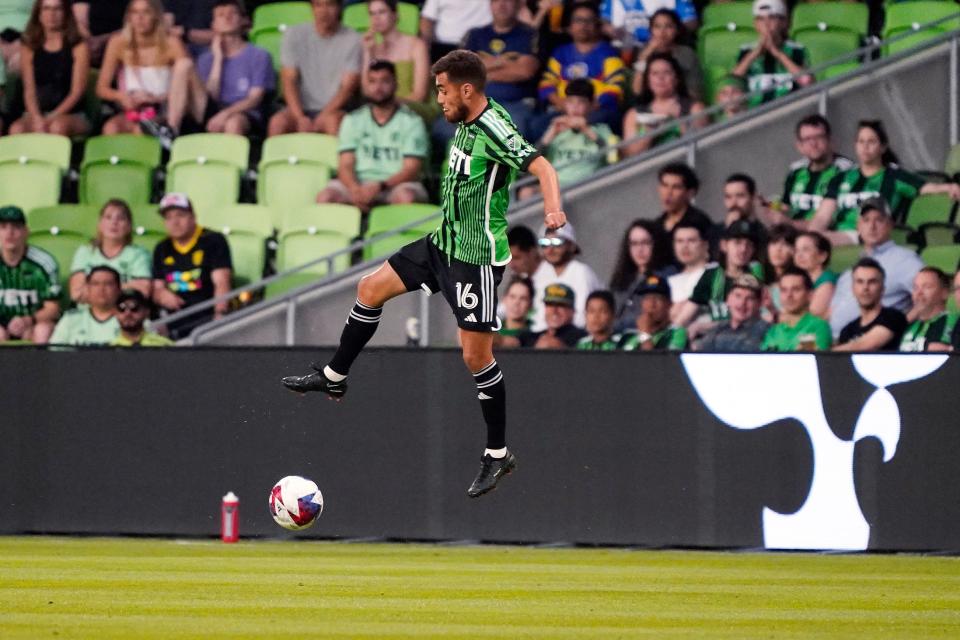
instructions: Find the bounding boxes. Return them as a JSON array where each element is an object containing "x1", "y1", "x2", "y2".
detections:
[{"x1": 282, "y1": 50, "x2": 567, "y2": 498}]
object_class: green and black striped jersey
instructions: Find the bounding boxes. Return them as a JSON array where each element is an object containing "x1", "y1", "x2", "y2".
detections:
[
  {"x1": 432, "y1": 99, "x2": 540, "y2": 266},
  {"x1": 0, "y1": 245, "x2": 59, "y2": 323}
]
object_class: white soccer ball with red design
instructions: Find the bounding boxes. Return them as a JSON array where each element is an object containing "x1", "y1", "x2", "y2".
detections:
[{"x1": 269, "y1": 476, "x2": 324, "y2": 531}]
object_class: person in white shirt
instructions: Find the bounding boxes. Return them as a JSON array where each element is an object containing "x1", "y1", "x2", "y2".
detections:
[
  {"x1": 530, "y1": 222, "x2": 602, "y2": 330},
  {"x1": 420, "y1": 0, "x2": 492, "y2": 61},
  {"x1": 668, "y1": 219, "x2": 714, "y2": 321}
]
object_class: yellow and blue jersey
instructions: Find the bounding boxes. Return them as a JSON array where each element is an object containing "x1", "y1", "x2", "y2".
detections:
[{"x1": 538, "y1": 42, "x2": 627, "y2": 111}]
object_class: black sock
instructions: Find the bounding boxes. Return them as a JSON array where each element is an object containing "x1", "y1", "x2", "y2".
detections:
[
  {"x1": 324, "y1": 299, "x2": 382, "y2": 376},
  {"x1": 474, "y1": 360, "x2": 506, "y2": 450}
]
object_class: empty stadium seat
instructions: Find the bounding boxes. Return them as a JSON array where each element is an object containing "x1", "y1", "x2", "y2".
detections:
[
  {"x1": 278, "y1": 203, "x2": 362, "y2": 239},
  {"x1": 883, "y1": 2, "x2": 960, "y2": 56},
  {"x1": 201, "y1": 203, "x2": 275, "y2": 238},
  {"x1": 167, "y1": 134, "x2": 250, "y2": 217},
  {"x1": 699, "y1": 28, "x2": 758, "y2": 71},
  {"x1": 0, "y1": 133, "x2": 71, "y2": 172},
  {"x1": 791, "y1": 2, "x2": 869, "y2": 39},
  {"x1": 131, "y1": 204, "x2": 165, "y2": 253},
  {"x1": 201, "y1": 205, "x2": 275, "y2": 288},
  {"x1": 80, "y1": 135, "x2": 161, "y2": 206},
  {"x1": 250, "y1": 1, "x2": 313, "y2": 70},
  {"x1": 919, "y1": 222, "x2": 960, "y2": 247},
  {"x1": 905, "y1": 194, "x2": 955, "y2": 227},
  {"x1": 28, "y1": 228, "x2": 87, "y2": 296},
  {"x1": 701, "y1": 2, "x2": 754, "y2": 33},
  {"x1": 920, "y1": 244, "x2": 960, "y2": 272},
  {"x1": 363, "y1": 203, "x2": 441, "y2": 261},
  {"x1": 266, "y1": 230, "x2": 352, "y2": 297},
  {"x1": 27, "y1": 205, "x2": 100, "y2": 238},
  {"x1": 794, "y1": 30, "x2": 861, "y2": 80},
  {"x1": 0, "y1": 163, "x2": 61, "y2": 212},
  {"x1": 828, "y1": 244, "x2": 863, "y2": 273},
  {"x1": 341, "y1": 2, "x2": 420, "y2": 35},
  {"x1": 257, "y1": 133, "x2": 338, "y2": 209}
]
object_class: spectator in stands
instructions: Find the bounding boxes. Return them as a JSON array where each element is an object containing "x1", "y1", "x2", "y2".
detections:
[
  {"x1": 900, "y1": 267, "x2": 954, "y2": 352},
  {"x1": 603, "y1": 0, "x2": 697, "y2": 52},
  {"x1": 362, "y1": 0, "x2": 429, "y2": 104},
  {"x1": 268, "y1": 0, "x2": 361, "y2": 136},
  {"x1": 162, "y1": 0, "x2": 215, "y2": 55},
  {"x1": 695, "y1": 274, "x2": 769, "y2": 352},
  {"x1": 762, "y1": 223, "x2": 796, "y2": 317},
  {"x1": 0, "y1": 205, "x2": 58, "y2": 344},
  {"x1": 793, "y1": 231, "x2": 834, "y2": 319},
  {"x1": 622, "y1": 52, "x2": 704, "y2": 157},
  {"x1": 530, "y1": 222, "x2": 602, "y2": 330},
  {"x1": 667, "y1": 220, "x2": 713, "y2": 319},
  {"x1": 829, "y1": 197, "x2": 923, "y2": 337},
  {"x1": 519, "y1": 282, "x2": 588, "y2": 348},
  {"x1": 74, "y1": 0, "x2": 129, "y2": 66},
  {"x1": 463, "y1": 0, "x2": 540, "y2": 136},
  {"x1": 538, "y1": 1, "x2": 626, "y2": 131},
  {"x1": 69, "y1": 199, "x2": 152, "y2": 304},
  {"x1": 674, "y1": 220, "x2": 765, "y2": 337},
  {"x1": 111, "y1": 288, "x2": 173, "y2": 346},
  {"x1": 620, "y1": 274, "x2": 687, "y2": 350},
  {"x1": 152, "y1": 193, "x2": 232, "y2": 339},
  {"x1": 712, "y1": 74, "x2": 747, "y2": 122},
  {"x1": 576, "y1": 289, "x2": 621, "y2": 350},
  {"x1": 519, "y1": 0, "x2": 569, "y2": 62},
  {"x1": 834, "y1": 258, "x2": 907, "y2": 352},
  {"x1": 652, "y1": 163, "x2": 714, "y2": 265},
  {"x1": 609, "y1": 218, "x2": 671, "y2": 331},
  {"x1": 316, "y1": 60, "x2": 429, "y2": 210},
  {"x1": 50, "y1": 265, "x2": 121, "y2": 345},
  {"x1": 495, "y1": 276, "x2": 534, "y2": 348},
  {"x1": 507, "y1": 224, "x2": 541, "y2": 278},
  {"x1": 195, "y1": 0, "x2": 274, "y2": 135},
  {"x1": 779, "y1": 114, "x2": 853, "y2": 221},
  {"x1": 732, "y1": 0, "x2": 811, "y2": 106},
  {"x1": 420, "y1": 0, "x2": 492, "y2": 62},
  {"x1": 761, "y1": 267, "x2": 832, "y2": 351},
  {"x1": 630, "y1": 9, "x2": 702, "y2": 101},
  {"x1": 722, "y1": 173, "x2": 768, "y2": 231},
  {"x1": 951, "y1": 270, "x2": 960, "y2": 351},
  {"x1": 522, "y1": 78, "x2": 618, "y2": 197},
  {"x1": 0, "y1": 0, "x2": 31, "y2": 74},
  {"x1": 10, "y1": 0, "x2": 90, "y2": 136},
  {"x1": 97, "y1": 0, "x2": 206, "y2": 145}
]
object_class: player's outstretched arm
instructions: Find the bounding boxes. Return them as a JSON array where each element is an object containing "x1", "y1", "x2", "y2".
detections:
[{"x1": 527, "y1": 155, "x2": 566, "y2": 230}]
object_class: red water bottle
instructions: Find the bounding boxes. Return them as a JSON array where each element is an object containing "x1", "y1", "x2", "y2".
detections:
[{"x1": 221, "y1": 491, "x2": 239, "y2": 543}]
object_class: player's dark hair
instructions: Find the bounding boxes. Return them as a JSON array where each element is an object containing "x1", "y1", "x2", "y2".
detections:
[
  {"x1": 852, "y1": 256, "x2": 886, "y2": 282},
  {"x1": 565, "y1": 78, "x2": 595, "y2": 101},
  {"x1": 431, "y1": 49, "x2": 486, "y2": 91},
  {"x1": 586, "y1": 289, "x2": 615, "y2": 312},
  {"x1": 658, "y1": 162, "x2": 699, "y2": 192},
  {"x1": 507, "y1": 225, "x2": 538, "y2": 251},
  {"x1": 87, "y1": 265, "x2": 122, "y2": 286},
  {"x1": 637, "y1": 52, "x2": 689, "y2": 104},
  {"x1": 725, "y1": 172, "x2": 756, "y2": 196},
  {"x1": 368, "y1": 59, "x2": 396, "y2": 77},
  {"x1": 919, "y1": 266, "x2": 951, "y2": 290},
  {"x1": 506, "y1": 276, "x2": 535, "y2": 301},
  {"x1": 94, "y1": 198, "x2": 133, "y2": 248},
  {"x1": 857, "y1": 119, "x2": 899, "y2": 166},
  {"x1": 780, "y1": 265, "x2": 814, "y2": 290},
  {"x1": 609, "y1": 219, "x2": 666, "y2": 292},
  {"x1": 795, "y1": 114, "x2": 831, "y2": 138},
  {"x1": 797, "y1": 230, "x2": 832, "y2": 266},
  {"x1": 213, "y1": 0, "x2": 246, "y2": 15}
]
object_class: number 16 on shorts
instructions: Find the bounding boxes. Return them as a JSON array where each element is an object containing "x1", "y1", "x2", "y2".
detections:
[{"x1": 456, "y1": 282, "x2": 479, "y2": 309}]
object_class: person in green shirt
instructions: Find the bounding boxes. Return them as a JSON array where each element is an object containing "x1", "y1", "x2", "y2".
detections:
[
  {"x1": 111, "y1": 289, "x2": 174, "y2": 347},
  {"x1": 620, "y1": 274, "x2": 687, "y2": 351},
  {"x1": 780, "y1": 114, "x2": 853, "y2": 221},
  {"x1": 762, "y1": 267, "x2": 833, "y2": 351},
  {"x1": 793, "y1": 231, "x2": 836, "y2": 319},
  {"x1": 576, "y1": 290, "x2": 621, "y2": 351},
  {"x1": 900, "y1": 267, "x2": 955, "y2": 352},
  {"x1": 316, "y1": 59, "x2": 429, "y2": 211},
  {"x1": 0, "y1": 205, "x2": 60, "y2": 344},
  {"x1": 50, "y1": 265, "x2": 121, "y2": 345}
]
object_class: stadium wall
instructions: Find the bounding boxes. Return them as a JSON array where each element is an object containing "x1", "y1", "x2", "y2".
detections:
[{"x1": 2, "y1": 349, "x2": 958, "y2": 552}]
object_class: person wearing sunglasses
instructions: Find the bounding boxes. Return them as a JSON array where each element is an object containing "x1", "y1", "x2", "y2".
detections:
[
  {"x1": 111, "y1": 289, "x2": 173, "y2": 347},
  {"x1": 530, "y1": 221, "x2": 602, "y2": 331}
]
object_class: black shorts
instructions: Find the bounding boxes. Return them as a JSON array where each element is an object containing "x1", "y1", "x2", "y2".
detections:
[{"x1": 388, "y1": 236, "x2": 505, "y2": 332}]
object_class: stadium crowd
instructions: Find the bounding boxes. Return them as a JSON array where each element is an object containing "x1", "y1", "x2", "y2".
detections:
[{"x1": 0, "y1": 0, "x2": 957, "y2": 349}]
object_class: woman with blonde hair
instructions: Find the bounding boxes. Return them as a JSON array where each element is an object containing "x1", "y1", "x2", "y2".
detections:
[
  {"x1": 68, "y1": 199, "x2": 152, "y2": 303},
  {"x1": 10, "y1": 0, "x2": 90, "y2": 136},
  {"x1": 96, "y1": 0, "x2": 204, "y2": 143}
]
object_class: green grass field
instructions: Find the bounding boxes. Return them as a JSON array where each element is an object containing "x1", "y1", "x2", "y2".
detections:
[{"x1": 0, "y1": 537, "x2": 958, "y2": 639}]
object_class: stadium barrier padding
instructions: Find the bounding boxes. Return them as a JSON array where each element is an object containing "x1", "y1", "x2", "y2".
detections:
[{"x1": 1, "y1": 349, "x2": 958, "y2": 552}]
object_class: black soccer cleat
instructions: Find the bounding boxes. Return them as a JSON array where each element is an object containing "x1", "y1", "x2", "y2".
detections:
[
  {"x1": 281, "y1": 366, "x2": 348, "y2": 400},
  {"x1": 467, "y1": 451, "x2": 516, "y2": 498}
]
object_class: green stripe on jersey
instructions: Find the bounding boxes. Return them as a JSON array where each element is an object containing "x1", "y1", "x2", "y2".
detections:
[
  {"x1": 0, "y1": 245, "x2": 60, "y2": 322},
  {"x1": 431, "y1": 99, "x2": 539, "y2": 266}
]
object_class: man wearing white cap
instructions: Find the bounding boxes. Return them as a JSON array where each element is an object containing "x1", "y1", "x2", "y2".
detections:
[
  {"x1": 530, "y1": 221, "x2": 602, "y2": 331},
  {"x1": 732, "y1": 0, "x2": 811, "y2": 106}
]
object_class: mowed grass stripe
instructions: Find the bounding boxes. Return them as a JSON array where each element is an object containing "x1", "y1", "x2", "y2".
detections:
[{"x1": 0, "y1": 537, "x2": 957, "y2": 639}]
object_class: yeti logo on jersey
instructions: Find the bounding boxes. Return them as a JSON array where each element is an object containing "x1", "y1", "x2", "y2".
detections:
[
  {"x1": 790, "y1": 193, "x2": 822, "y2": 212},
  {"x1": 837, "y1": 191, "x2": 881, "y2": 211},
  {"x1": 681, "y1": 353, "x2": 947, "y2": 551},
  {"x1": 448, "y1": 145, "x2": 472, "y2": 177}
]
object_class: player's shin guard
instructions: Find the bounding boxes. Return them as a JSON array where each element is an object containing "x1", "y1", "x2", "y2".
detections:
[
  {"x1": 325, "y1": 299, "x2": 382, "y2": 376},
  {"x1": 474, "y1": 360, "x2": 506, "y2": 449}
]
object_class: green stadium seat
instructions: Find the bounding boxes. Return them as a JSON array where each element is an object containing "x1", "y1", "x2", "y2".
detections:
[
  {"x1": 791, "y1": 2, "x2": 869, "y2": 39},
  {"x1": 27, "y1": 205, "x2": 99, "y2": 238},
  {"x1": 794, "y1": 30, "x2": 861, "y2": 80},
  {"x1": 167, "y1": 134, "x2": 250, "y2": 218},
  {"x1": 28, "y1": 229, "x2": 87, "y2": 296},
  {"x1": 266, "y1": 230, "x2": 352, "y2": 297},
  {"x1": 699, "y1": 27, "x2": 758, "y2": 71},
  {"x1": 921, "y1": 244, "x2": 960, "y2": 272},
  {"x1": 0, "y1": 133, "x2": 71, "y2": 172},
  {"x1": 919, "y1": 223, "x2": 959, "y2": 247},
  {"x1": 201, "y1": 204, "x2": 275, "y2": 238},
  {"x1": 701, "y1": 1, "x2": 754, "y2": 34},
  {"x1": 0, "y1": 162, "x2": 62, "y2": 211},
  {"x1": 945, "y1": 143, "x2": 960, "y2": 180},
  {"x1": 829, "y1": 244, "x2": 863, "y2": 273},
  {"x1": 250, "y1": 1, "x2": 313, "y2": 70},
  {"x1": 341, "y1": 2, "x2": 420, "y2": 35},
  {"x1": 278, "y1": 203, "x2": 362, "y2": 239},
  {"x1": 882, "y1": 2, "x2": 960, "y2": 56},
  {"x1": 257, "y1": 133, "x2": 338, "y2": 208},
  {"x1": 890, "y1": 224, "x2": 917, "y2": 247},
  {"x1": 905, "y1": 194, "x2": 955, "y2": 227},
  {"x1": 363, "y1": 203, "x2": 441, "y2": 261},
  {"x1": 130, "y1": 204, "x2": 165, "y2": 253},
  {"x1": 260, "y1": 132, "x2": 338, "y2": 170},
  {"x1": 79, "y1": 134, "x2": 161, "y2": 206}
]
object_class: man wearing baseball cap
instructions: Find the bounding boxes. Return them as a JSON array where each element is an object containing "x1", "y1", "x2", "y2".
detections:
[
  {"x1": 518, "y1": 283, "x2": 588, "y2": 348},
  {"x1": 111, "y1": 289, "x2": 173, "y2": 347},
  {"x1": 695, "y1": 273, "x2": 770, "y2": 352},
  {"x1": 530, "y1": 221, "x2": 602, "y2": 332},
  {"x1": 152, "y1": 193, "x2": 233, "y2": 339},
  {"x1": 732, "y1": 0, "x2": 811, "y2": 107},
  {"x1": 619, "y1": 275, "x2": 687, "y2": 351},
  {"x1": 0, "y1": 205, "x2": 60, "y2": 344}
]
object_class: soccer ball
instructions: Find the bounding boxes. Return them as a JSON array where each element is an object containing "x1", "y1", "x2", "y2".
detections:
[{"x1": 269, "y1": 475, "x2": 324, "y2": 531}]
